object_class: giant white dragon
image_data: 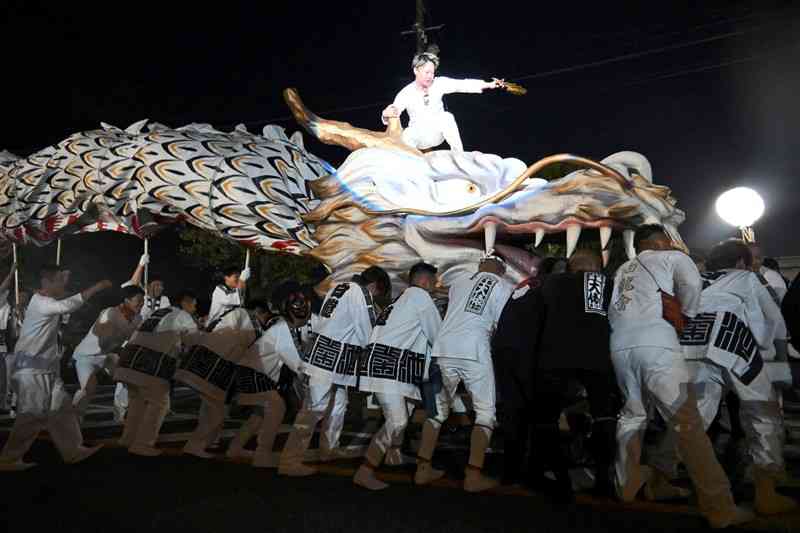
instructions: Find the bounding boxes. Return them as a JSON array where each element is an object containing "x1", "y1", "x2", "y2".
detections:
[{"x1": 0, "y1": 89, "x2": 686, "y2": 296}]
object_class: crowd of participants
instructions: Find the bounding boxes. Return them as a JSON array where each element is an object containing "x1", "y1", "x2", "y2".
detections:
[{"x1": 0, "y1": 224, "x2": 799, "y2": 529}]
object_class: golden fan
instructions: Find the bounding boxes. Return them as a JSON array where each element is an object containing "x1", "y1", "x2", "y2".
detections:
[{"x1": 502, "y1": 81, "x2": 527, "y2": 96}]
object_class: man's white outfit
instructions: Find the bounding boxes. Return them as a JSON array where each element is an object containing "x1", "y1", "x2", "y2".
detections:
[
  {"x1": 72, "y1": 306, "x2": 140, "y2": 416},
  {"x1": 681, "y1": 268, "x2": 795, "y2": 515},
  {"x1": 759, "y1": 267, "x2": 787, "y2": 304},
  {"x1": 609, "y1": 250, "x2": 746, "y2": 526},
  {"x1": 0, "y1": 290, "x2": 15, "y2": 410},
  {"x1": 384, "y1": 77, "x2": 486, "y2": 151},
  {"x1": 228, "y1": 316, "x2": 304, "y2": 467},
  {"x1": 0, "y1": 292, "x2": 100, "y2": 468},
  {"x1": 415, "y1": 272, "x2": 512, "y2": 492},
  {"x1": 208, "y1": 284, "x2": 241, "y2": 324},
  {"x1": 353, "y1": 286, "x2": 441, "y2": 490},
  {"x1": 279, "y1": 281, "x2": 376, "y2": 475},
  {"x1": 174, "y1": 307, "x2": 255, "y2": 458},
  {"x1": 113, "y1": 307, "x2": 197, "y2": 455}
]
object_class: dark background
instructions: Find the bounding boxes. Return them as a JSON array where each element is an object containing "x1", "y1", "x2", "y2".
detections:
[{"x1": 2, "y1": 1, "x2": 799, "y2": 297}]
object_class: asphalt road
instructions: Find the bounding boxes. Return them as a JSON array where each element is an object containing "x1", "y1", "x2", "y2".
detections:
[{"x1": 2, "y1": 385, "x2": 800, "y2": 532}]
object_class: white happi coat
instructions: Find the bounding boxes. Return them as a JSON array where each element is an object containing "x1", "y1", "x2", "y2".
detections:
[
  {"x1": 386, "y1": 77, "x2": 485, "y2": 129},
  {"x1": 175, "y1": 307, "x2": 256, "y2": 401},
  {"x1": 14, "y1": 293, "x2": 85, "y2": 374},
  {"x1": 360, "y1": 286, "x2": 442, "y2": 400},
  {"x1": 73, "y1": 306, "x2": 141, "y2": 360},
  {"x1": 237, "y1": 317, "x2": 304, "y2": 405},
  {"x1": 302, "y1": 282, "x2": 376, "y2": 387},
  {"x1": 0, "y1": 289, "x2": 11, "y2": 353},
  {"x1": 115, "y1": 307, "x2": 198, "y2": 387},
  {"x1": 682, "y1": 269, "x2": 787, "y2": 370},
  {"x1": 680, "y1": 269, "x2": 788, "y2": 472},
  {"x1": 140, "y1": 294, "x2": 171, "y2": 321},
  {"x1": 609, "y1": 250, "x2": 703, "y2": 352},
  {"x1": 208, "y1": 284, "x2": 242, "y2": 323},
  {"x1": 384, "y1": 77, "x2": 485, "y2": 150},
  {"x1": 432, "y1": 272, "x2": 512, "y2": 362}
]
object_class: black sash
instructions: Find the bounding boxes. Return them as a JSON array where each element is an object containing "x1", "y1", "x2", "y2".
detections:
[
  {"x1": 118, "y1": 344, "x2": 177, "y2": 380},
  {"x1": 358, "y1": 343, "x2": 426, "y2": 386},
  {"x1": 179, "y1": 345, "x2": 239, "y2": 392},
  {"x1": 302, "y1": 332, "x2": 362, "y2": 375}
]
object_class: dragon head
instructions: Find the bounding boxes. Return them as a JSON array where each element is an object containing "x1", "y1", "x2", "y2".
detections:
[{"x1": 303, "y1": 146, "x2": 686, "y2": 292}]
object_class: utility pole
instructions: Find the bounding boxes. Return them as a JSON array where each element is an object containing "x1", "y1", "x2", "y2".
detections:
[{"x1": 400, "y1": 0, "x2": 444, "y2": 54}]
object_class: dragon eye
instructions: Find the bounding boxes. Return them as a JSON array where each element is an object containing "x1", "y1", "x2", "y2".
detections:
[{"x1": 467, "y1": 184, "x2": 478, "y2": 194}]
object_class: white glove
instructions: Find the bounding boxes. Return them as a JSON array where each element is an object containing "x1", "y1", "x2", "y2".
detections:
[
  {"x1": 240, "y1": 268, "x2": 251, "y2": 282},
  {"x1": 139, "y1": 253, "x2": 150, "y2": 267}
]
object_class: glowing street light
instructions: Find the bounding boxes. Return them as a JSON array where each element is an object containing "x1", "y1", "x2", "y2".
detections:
[{"x1": 715, "y1": 187, "x2": 764, "y2": 243}]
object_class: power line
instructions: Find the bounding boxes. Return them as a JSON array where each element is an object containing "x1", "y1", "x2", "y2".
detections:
[
  {"x1": 510, "y1": 24, "x2": 782, "y2": 82},
  {"x1": 614, "y1": 41, "x2": 800, "y2": 89},
  {"x1": 234, "y1": 14, "x2": 799, "y2": 128}
]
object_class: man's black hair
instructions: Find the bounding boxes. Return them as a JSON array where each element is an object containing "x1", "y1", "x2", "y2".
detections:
[
  {"x1": 221, "y1": 265, "x2": 240, "y2": 279},
  {"x1": 633, "y1": 224, "x2": 667, "y2": 253},
  {"x1": 121, "y1": 285, "x2": 145, "y2": 300},
  {"x1": 409, "y1": 262, "x2": 437, "y2": 285},
  {"x1": 39, "y1": 264, "x2": 63, "y2": 284},
  {"x1": 270, "y1": 280, "x2": 302, "y2": 313},
  {"x1": 147, "y1": 275, "x2": 163, "y2": 284},
  {"x1": 707, "y1": 239, "x2": 753, "y2": 271},
  {"x1": 359, "y1": 266, "x2": 391, "y2": 300},
  {"x1": 539, "y1": 257, "x2": 567, "y2": 276},
  {"x1": 245, "y1": 298, "x2": 270, "y2": 312},
  {"x1": 174, "y1": 290, "x2": 197, "y2": 305},
  {"x1": 301, "y1": 284, "x2": 324, "y2": 314},
  {"x1": 763, "y1": 257, "x2": 781, "y2": 272}
]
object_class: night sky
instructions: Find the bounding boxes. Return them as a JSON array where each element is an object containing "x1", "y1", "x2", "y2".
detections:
[{"x1": 3, "y1": 1, "x2": 799, "y2": 264}]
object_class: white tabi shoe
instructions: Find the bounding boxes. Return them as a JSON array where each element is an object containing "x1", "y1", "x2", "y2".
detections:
[
  {"x1": 643, "y1": 470, "x2": 691, "y2": 501},
  {"x1": 182, "y1": 444, "x2": 215, "y2": 459},
  {"x1": 463, "y1": 467, "x2": 499, "y2": 493},
  {"x1": 414, "y1": 461, "x2": 445, "y2": 486},
  {"x1": 353, "y1": 465, "x2": 389, "y2": 491},
  {"x1": 318, "y1": 447, "x2": 351, "y2": 463},
  {"x1": 0, "y1": 459, "x2": 37, "y2": 471},
  {"x1": 66, "y1": 444, "x2": 103, "y2": 465},
  {"x1": 226, "y1": 447, "x2": 255, "y2": 460},
  {"x1": 128, "y1": 445, "x2": 163, "y2": 457},
  {"x1": 707, "y1": 505, "x2": 756, "y2": 529},
  {"x1": 278, "y1": 464, "x2": 318, "y2": 477}
]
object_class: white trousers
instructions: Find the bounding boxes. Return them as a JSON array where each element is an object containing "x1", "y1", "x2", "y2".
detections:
[
  {"x1": 187, "y1": 397, "x2": 226, "y2": 451},
  {"x1": 364, "y1": 393, "x2": 411, "y2": 467},
  {"x1": 0, "y1": 373, "x2": 84, "y2": 462},
  {"x1": 402, "y1": 112, "x2": 464, "y2": 151},
  {"x1": 691, "y1": 360, "x2": 785, "y2": 475},
  {"x1": 279, "y1": 376, "x2": 348, "y2": 467},
  {"x1": 118, "y1": 378, "x2": 170, "y2": 448},
  {"x1": 612, "y1": 346, "x2": 732, "y2": 508},
  {"x1": 433, "y1": 357, "x2": 496, "y2": 428},
  {"x1": 73, "y1": 355, "x2": 115, "y2": 414},
  {"x1": 230, "y1": 391, "x2": 287, "y2": 466},
  {"x1": 114, "y1": 382, "x2": 129, "y2": 418},
  {"x1": 0, "y1": 352, "x2": 12, "y2": 408}
]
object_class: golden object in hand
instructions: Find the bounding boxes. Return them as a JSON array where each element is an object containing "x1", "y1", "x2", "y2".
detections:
[{"x1": 502, "y1": 81, "x2": 527, "y2": 96}]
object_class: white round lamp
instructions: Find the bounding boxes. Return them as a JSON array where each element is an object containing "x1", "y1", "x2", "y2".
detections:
[{"x1": 715, "y1": 187, "x2": 764, "y2": 242}]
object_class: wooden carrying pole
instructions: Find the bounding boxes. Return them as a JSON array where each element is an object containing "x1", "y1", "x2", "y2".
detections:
[
  {"x1": 12, "y1": 243, "x2": 19, "y2": 308},
  {"x1": 143, "y1": 238, "x2": 150, "y2": 290}
]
